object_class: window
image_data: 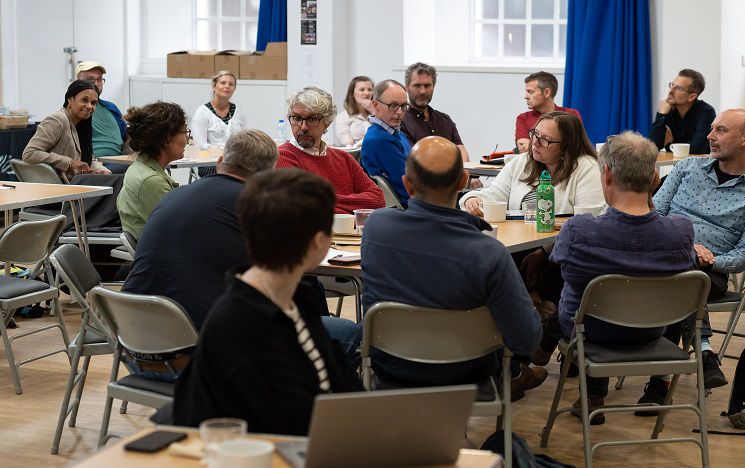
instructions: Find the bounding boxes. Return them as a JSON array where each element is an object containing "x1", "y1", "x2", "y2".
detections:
[
  {"x1": 472, "y1": 0, "x2": 568, "y2": 64},
  {"x1": 195, "y1": 0, "x2": 261, "y2": 51}
]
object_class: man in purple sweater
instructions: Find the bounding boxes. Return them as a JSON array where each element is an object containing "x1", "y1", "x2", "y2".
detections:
[{"x1": 548, "y1": 131, "x2": 696, "y2": 425}]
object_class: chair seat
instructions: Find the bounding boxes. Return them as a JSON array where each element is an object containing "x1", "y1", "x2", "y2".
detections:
[
  {"x1": 584, "y1": 338, "x2": 690, "y2": 363},
  {"x1": 73, "y1": 328, "x2": 109, "y2": 346},
  {"x1": 117, "y1": 374, "x2": 176, "y2": 397},
  {"x1": 708, "y1": 291, "x2": 742, "y2": 305},
  {"x1": 0, "y1": 276, "x2": 51, "y2": 299}
]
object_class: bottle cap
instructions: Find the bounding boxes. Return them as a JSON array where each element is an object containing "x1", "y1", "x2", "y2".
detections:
[{"x1": 539, "y1": 170, "x2": 551, "y2": 181}]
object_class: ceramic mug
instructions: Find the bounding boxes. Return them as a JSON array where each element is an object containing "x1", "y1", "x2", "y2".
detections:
[{"x1": 480, "y1": 201, "x2": 507, "y2": 223}]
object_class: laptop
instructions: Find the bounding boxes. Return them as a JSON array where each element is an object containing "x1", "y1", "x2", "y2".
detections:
[{"x1": 276, "y1": 385, "x2": 477, "y2": 468}]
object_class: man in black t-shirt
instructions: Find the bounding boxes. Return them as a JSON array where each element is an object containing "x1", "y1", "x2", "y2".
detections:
[{"x1": 649, "y1": 69, "x2": 716, "y2": 154}]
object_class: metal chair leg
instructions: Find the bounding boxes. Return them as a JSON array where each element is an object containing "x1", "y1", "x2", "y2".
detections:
[
  {"x1": 540, "y1": 346, "x2": 573, "y2": 448},
  {"x1": 51, "y1": 339, "x2": 84, "y2": 454},
  {"x1": 69, "y1": 355, "x2": 92, "y2": 426},
  {"x1": 1, "y1": 310, "x2": 23, "y2": 394}
]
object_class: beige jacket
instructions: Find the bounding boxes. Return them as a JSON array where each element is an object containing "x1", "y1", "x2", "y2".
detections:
[{"x1": 22, "y1": 108, "x2": 106, "y2": 180}]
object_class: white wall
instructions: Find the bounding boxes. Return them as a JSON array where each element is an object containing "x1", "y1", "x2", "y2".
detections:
[
  {"x1": 650, "y1": 0, "x2": 721, "y2": 112},
  {"x1": 720, "y1": 0, "x2": 745, "y2": 109}
]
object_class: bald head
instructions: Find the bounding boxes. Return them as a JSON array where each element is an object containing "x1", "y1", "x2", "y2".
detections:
[{"x1": 405, "y1": 136, "x2": 465, "y2": 202}]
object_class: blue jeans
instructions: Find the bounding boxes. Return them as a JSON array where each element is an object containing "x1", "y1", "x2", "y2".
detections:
[{"x1": 321, "y1": 316, "x2": 362, "y2": 367}]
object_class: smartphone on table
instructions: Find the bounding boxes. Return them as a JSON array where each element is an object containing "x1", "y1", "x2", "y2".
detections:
[{"x1": 124, "y1": 430, "x2": 188, "y2": 453}]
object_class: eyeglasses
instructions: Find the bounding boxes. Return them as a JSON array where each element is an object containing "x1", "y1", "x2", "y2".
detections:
[
  {"x1": 668, "y1": 82, "x2": 693, "y2": 94},
  {"x1": 288, "y1": 115, "x2": 323, "y2": 127},
  {"x1": 375, "y1": 100, "x2": 410, "y2": 112},
  {"x1": 83, "y1": 77, "x2": 105, "y2": 84},
  {"x1": 529, "y1": 129, "x2": 561, "y2": 148},
  {"x1": 179, "y1": 129, "x2": 192, "y2": 140}
]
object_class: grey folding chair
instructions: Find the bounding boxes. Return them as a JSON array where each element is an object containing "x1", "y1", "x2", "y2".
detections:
[
  {"x1": 110, "y1": 231, "x2": 137, "y2": 262},
  {"x1": 10, "y1": 160, "x2": 66, "y2": 221},
  {"x1": 88, "y1": 286, "x2": 198, "y2": 446},
  {"x1": 346, "y1": 147, "x2": 361, "y2": 163},
  {"x1": 539, "y1": 272, "x2": 711, "y2": 468},
  {"x1": 371, "y1": 175, "x2": 404, "y2": 210},
  {"x1": 318, "y1": 276, "x2": 360, "y2": 317},
  {"x1": 0, "y1": 215, "x2": 70, "y2": 394},
  {"x1": 710, "y1": 272, "x2": 745, "y2": 361},
  {"x1": 361, "y1": 302, "x2": 512, "y2": 467},
  {"x1": 48, "y1": 244, "x2": 116, "y2": 454}
]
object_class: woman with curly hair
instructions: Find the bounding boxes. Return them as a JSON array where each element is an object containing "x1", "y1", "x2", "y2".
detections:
[{"x1": 117, "y1": 101, "x2": 188, "y2": 239}]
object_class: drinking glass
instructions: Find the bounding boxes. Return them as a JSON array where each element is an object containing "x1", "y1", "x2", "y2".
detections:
[
  {"x1": 522, "y1": 201, "x2": 537, "y2": 224},
  {"x1": 200, "y1": 418, "x2": 247, "y2": 465}
]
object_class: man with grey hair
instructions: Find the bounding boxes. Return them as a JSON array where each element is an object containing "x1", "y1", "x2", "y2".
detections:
[
  {"x1": 277, "y1": 86, "x2": 385, "y2": 214},
  {"x1": 539, "y1": 131, "x2": 697, "y2": 425},
  {"x1": 361, "y1": 79, "x2": 413, "y2": 207},
  {"x1": 401, "y1": 62, "x2": 470, "y2": 163},
  {"x1": 124, "y1": 129, "x2": 281, "y2": 328}
]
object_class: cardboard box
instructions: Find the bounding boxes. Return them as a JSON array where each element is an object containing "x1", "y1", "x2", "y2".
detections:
[
  {"x1": 167, "y1": 51, "x2": 190, "y2": 78},
  {"x1": 190, "y1": 50, "x2": 219, "y2": 78},
  {"x1": 215, "y1": 50, "x2": 250, "y2": 76},
  {"x1": 263, "y1": 42, "x2": 287, "y2": 80},
  {"x1": 239, "y1": 42, "x2": 288, "y2": 80}
]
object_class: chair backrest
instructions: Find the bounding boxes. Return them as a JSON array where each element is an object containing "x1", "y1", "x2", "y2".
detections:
[
  {"x1": 346, "y1": 147, "x2": 361, "y2": 163},
  {"x1": 0, "y1": 215, "x2": 67, "y2": 264},
  {"x1": 120, "y1": 231, "x2": 137, "y2": 257},
  {"x1": 10, "y1": 159, "x2": 65, "y2": 184},
  {"x1": 88, "y1": 286, "x2": 198, "y2": 354},
  {"x1": 371, "y1": 175, "x2": 404, "y2": 210},
  {"x1": 49, "y1": 244, "x2": 102, "y2": 301},
  {"x1": 576, "y1": 271, "x2": 711, "y2": 328},
  {"x1": 361, "y1": 301, "x2": 505, "y2": 364}
]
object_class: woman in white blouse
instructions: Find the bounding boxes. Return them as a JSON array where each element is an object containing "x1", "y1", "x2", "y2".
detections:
[
  {"x1": 461, "y1": 111, "x2": 603, "y2": 216},
  {"x1": 335, "y1": 76, "x2": 374, "y2": 147},
  {"x1": 191, "y1": 70, "x2": 250, "y2": 150}
]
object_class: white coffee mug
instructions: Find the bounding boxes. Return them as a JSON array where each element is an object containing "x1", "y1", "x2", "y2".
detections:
[
  {"x1": 332, "y1": 214, "x2": 356, "y2": 234},
  {"x1": 669, "y1": 143, "x2": 690, "y2": 158},
  {"x1": 574, "y1": 205, "x2": 603, "y2": 217},
  {"x1": 211, "y1": 439, "x2": 274, "y2": 468},
  {"x1": 480, "y1": 201, "x2": 507, "y2": 223}
]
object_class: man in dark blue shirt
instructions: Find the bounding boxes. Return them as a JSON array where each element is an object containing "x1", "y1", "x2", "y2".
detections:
[
  {"x1": 361, "y1": 136, "x2": 543, "y2": 399},
  {"x1": 648, "y1": 69, "x2": 716, "y2": 154}
]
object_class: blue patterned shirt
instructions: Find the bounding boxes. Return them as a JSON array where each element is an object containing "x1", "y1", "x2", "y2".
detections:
[{"x1": 653, "y1": 157, "x2": 745, "y2": 273}]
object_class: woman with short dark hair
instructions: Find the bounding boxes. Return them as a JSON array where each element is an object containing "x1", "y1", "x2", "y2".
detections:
[
  {"x1": 174, "y1": 169, "x2": 362, "y2": 435},
  {"x1": 116, "y1": 101, "x2": 187, "y2": 239},
  {"x1": 23, "y1": 79, "x2": 111, "y2": 180}
]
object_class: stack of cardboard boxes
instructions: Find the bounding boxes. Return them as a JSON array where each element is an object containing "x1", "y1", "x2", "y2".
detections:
[{"x1": 167, "y1": 42, "x2": 287, "y2": 80}]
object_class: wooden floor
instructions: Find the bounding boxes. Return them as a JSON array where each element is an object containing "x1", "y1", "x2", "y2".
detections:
[{"x1": 1, "y1": 296, "x2": 743, "y2": 467}]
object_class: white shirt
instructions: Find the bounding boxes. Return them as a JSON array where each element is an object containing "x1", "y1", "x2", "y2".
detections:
[
  {"x1": 335, "y1": 111, "x2": 371, "y2": 147},
  {"x1": 191, "y1": 104, "x2": 250, "y2": 149},
  {"x1": 460, "y1": 152, "x2": 605, "y2": 214}
]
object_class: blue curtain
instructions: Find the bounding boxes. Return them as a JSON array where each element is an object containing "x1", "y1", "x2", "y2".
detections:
[
  {"x1": 256, "y1": 0, "x2": 287, "y2": 52},
  {"x1": 563, "y1": 0, "x2": 652, "y2": 143}
]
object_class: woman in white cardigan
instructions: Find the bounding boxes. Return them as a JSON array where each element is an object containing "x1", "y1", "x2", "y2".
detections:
[
  {"x1": 191, "y1": 70, "x2": 250, "y2": 150},
  {"x1": 461, "y1": 111, "x2": 603, "y2": 216}
]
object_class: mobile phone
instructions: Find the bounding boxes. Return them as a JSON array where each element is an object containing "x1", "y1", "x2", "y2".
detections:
[
  {"x1": 327, "y1": 254, "x2": 361, "y2": 265},
  {"x1": 124, "y1": 430, "x2": 188, "y2": 453}
]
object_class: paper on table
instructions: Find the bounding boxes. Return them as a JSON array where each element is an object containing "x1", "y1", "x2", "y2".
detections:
[{"x1": 322, "y1": 248, "x2": 359, "y2": 263}]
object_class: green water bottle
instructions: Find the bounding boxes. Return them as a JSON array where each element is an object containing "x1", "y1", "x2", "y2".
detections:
[{"x1": 536, "y1": 170, "x2": 555, "y2": 233}]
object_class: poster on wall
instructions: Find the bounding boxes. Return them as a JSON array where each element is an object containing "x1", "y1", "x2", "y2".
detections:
[{"x1": 301, "y1": 0, "x2": 317, "y2": 45}]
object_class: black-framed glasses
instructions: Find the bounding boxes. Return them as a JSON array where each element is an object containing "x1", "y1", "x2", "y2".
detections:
[
  {"x1": 376, "y1": 100, "x2": 410, "y2": 112},
  {"x1": 668, "y1": 82, "x2": 693, "y2": 94},
  {"x1": 529, "y1": 129, "x2": 561, "y2": 148},
  {"x1": 179, "y1": 129, "x2": 192, "y2": 140},
  {"x1": 288, "y1": 115, "x2": 323, "y2": 127}
]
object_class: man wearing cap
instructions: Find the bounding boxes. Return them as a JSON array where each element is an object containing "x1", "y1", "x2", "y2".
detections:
[{"x1": 76, "y1": 61, "x2": 129, "y2": 165}]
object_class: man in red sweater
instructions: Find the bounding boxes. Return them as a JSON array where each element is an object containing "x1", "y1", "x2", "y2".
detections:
[{"x1": 277, "y1": 86, "x2": 385, "y2": 214}]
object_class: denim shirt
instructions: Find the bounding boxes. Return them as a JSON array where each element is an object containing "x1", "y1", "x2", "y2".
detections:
[{"x1": 653, "y1": 157, "x2": 745, "y2": 273}]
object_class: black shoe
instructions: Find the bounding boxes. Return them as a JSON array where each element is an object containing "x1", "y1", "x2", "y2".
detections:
[
  {"x1": 702, "y1": 350, "x2": 728, "y2": 389},
  {"x1": 571, "y1": 397, "x2": 606, "y2": 425},
  {"x1": 558, "y1": 355, "x2": 579, "y2": 378},
  {"x1": 634, "y1": 378, "x2": 669, "y2": 416}
]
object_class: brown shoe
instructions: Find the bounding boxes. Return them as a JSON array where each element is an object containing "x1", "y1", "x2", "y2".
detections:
[
  {"x1": 535, "y1": 300, "x2": 557, "y2": 323},
  {"x1": 571, "y1": 397, "x2": 606, "y2": 425},
  {"x1": 511, "y1": 363, "x2": 548, "y2": 399}
]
